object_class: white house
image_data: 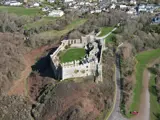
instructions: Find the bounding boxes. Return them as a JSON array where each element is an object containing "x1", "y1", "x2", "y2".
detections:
[
  {"x1": 10, "y1": 1, "x2": 22, "y2": 6},
  {"x1": 95, "y1": 9, "x2": 102, "y2": 13},
  {"x1": 63, "y1": 0, "x2": 74, "y2": 3},
  {"x1": 90, "y1": 10, "x2": 95, "y2": 14},
  {"x1": 48, "y1": 0, "x2": 55, "y2": 3},
  {"x1": 120, "y1": 5, "x2": 128, "y2": 9},
  {"x1": 4, "y1": 1, "x2": 22, "y2": 6},
  {"x1": 127, "y1": 8, "x2": 136, "y2": 14},
  {"x1": 33, "y1": 2, "x2": 40, "y2": 7},
  {"x1": 48, "y1": 10, "x2": 64, "y2": 17},
  {"x1": 110, "y1": 3, "x2": 116, "y2": 9},
  {"x1": 130, "y1": 0, "x2": 136, "y2": 5}
]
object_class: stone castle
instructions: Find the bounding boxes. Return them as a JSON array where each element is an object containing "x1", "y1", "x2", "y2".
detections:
[{"x1": 50, "y1": 34, "x2": 105, "y2": 81}]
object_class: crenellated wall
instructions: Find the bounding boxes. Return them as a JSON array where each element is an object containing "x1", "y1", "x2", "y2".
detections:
[
  {"x1": 50, "y1": 34, "x2": 103, "y2": 81},
  {"x1": 62, "y1": 61, "x2": 98, "y2": 80}
]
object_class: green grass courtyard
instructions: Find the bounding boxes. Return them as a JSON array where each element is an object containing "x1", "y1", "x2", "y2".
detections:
[
  {"x1": 127, "y1": 49, "x2": 160, "y2": 118},
  {"x1": 59, "y1": 48, "x2": 86, "y2": 63}
]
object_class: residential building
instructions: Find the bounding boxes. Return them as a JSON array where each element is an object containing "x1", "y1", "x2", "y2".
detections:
[
  {"x1": 152, "y1": 14, "x2": 160, "y2": 24},
  {"x1": 48, "y1": 0, "x2": 55, "y2": 3},
  {"x1": 120, "y1": 4, "x2": 128, "y2": 9},
  {"x1": 62, "y1": 0, "x2": 74, "y2": 3},
  {"x1": 4, "y1": 1, "x2": 22, "y2": 6},
  {"x1": 130, "y1": 0, "x2": 136, "y2": 5},
  {"x1": 110, "y1": 3, "x2": 116, "y2": 9},
  {"x1": 48, "y1": 10, "x2": 64, "y2": 17},
  {"x1": 33, "y1": 2, "x2": 40, "y2": 7}
]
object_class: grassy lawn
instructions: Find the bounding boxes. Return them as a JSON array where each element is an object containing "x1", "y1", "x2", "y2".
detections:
[
  {"x1": 105, "y1": 33, "x2": 115, "y2": 43},
  {"x1": 98, "y1": 27, "x2": 114, "y2": 37},
  {"x1": 149, "y1": 74, "x2": 160, "y2": 120},
  {"x1": 24, "y1": 17, "x2": 57, "y2": 30},
  {"x1": 59, "y1": 48, "x2": 85, "y2": 63},
  {"x1": 0, "y1": 6, "x2": 41, "y2": 16},
  {"x1": 127, "y1": 49, "x2": 160, "y2": 118},
  {"x1": 38, "y1": 19, "x2": 87, "y2": 38}
]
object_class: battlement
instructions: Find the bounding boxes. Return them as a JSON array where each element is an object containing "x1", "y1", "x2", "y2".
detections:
[{"x1": 50, "y1": 34, "x2": 105, "y2": 81}]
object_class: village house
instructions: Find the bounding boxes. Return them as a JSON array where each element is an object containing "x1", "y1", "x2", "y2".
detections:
[
  {"x1": 33, "y1": 2, "x2": 40, "y2": 7},
  {"x1": 110, "y1": 3, "x2": 116, "y2": 9},
  {"x1": 4, "y1": 1, "x2": 22, "y2": 6},
  {"x1": 48, "y1": 0, "x2": 55, "y2": 3},
  {"x1": 62, "y1": 0, "x2": 74, "y2": 3},
  {"x1": 48, "y1": 10, "x2": 64, "y2": 17},
  {"x1": 130, "y1": 0, "x2": 136, "y2": 5},
  {"x1": 152, "y1": 13, "x2": 160, "y2": 24}
]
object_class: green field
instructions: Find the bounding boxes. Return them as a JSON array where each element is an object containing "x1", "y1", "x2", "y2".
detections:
[
  {"x1": 105, "y1": 33, "x2": 115, "y2": 43},
  {"x1": 98, "y1": 27, "x2": 114, "y2": 37},
  {"x1": 59, "y1": 48, "x2": 85, "y2": 63},
  {"x1": 150, "y1": 74, "x2": 160, "y2": 120},
  {"x1": 38, "y1": 19, "x2": 87, "y2": 38},
  {"x1": 0, "y1": 6, "x2": 41, "y2": 16},
  {"x1": 128, "y1": 49, "x2": 160, "y2": 118},
  {"x1": 24, "y1": 17, "x2": 57, "y2": 30}
]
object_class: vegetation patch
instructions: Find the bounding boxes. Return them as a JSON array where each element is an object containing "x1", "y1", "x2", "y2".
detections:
[
  {"x1": 105, "y1": 33, "x2": 115, "y2": 43},
  {"x1": 60, "y1": 48, "x2": 85, "y2": 63},
  {"x1": 98, "y1": 27, "x2": 114, "y2": 37},
  {"x1": 24, "y1": 17, "x2": 57, "y2": 30},
  {"x1": 38, "y1": 19, "x2": 87, "y2": 38},
  {"x1": 128, "y1": 49, "x2": 160, "y2": 117},
  {"x1": 149, "y1": 74, "x2": 160, "y2": 120},
  {"x1": 0, "y1": 6, "x2": 42, "y2": 16}
]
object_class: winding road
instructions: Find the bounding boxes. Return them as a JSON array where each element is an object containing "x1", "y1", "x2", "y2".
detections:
[{"x1": 107, "y1": 54, "x2": 127, "y2": 120}]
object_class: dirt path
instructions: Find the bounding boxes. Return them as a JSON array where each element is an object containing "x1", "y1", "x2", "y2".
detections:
[
  {"x1": 7, "y1": 44, "x2": 59, "y2": 96},
  {"x1": 131, "y1": 58, "x2": 160, "y2": 120}
]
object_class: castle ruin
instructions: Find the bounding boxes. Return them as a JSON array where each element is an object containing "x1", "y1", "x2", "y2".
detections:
[{"x1": 50, "y1": 34, "x2": 105, "y2": 81}]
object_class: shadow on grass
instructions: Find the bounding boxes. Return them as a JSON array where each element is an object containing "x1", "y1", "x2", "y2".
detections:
[
  {"x1": 31, "y1": 47, "x2": 58, "y2": 78},
  {"x1": 148, "y1": 67, "x2": 158, "y2": 75},
  {"x1": 149, "y1": 85, "x2": 157, "y2": 96},
  {"x1": 153, "y1": 113, "x2": 160, "y2": 120}
]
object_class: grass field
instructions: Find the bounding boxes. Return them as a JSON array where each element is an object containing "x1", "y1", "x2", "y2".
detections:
[
  {"x1": 105, "y1": 33, "x2": 115, "y2": 43},
  {"x1": 59, "y1": 48, "x2": 85, "y2": 63},
  {"x1": 38, "y1": 19, "x2": 87, "y2": 38},
  {"x1": 149, "y1": 74, "x2": 160, "y2": 120},
  {"x1": 24, "y1": 17, "x2": 57, "y2": 30},
  {"x1": 128, "y1": 49, "x2": 160, "y2": 118},
  {"x1": 0, "y1": 6, "x2": 41, "y2": 16},
  {"x1": 98, "y1": 27, "x2": 114, "y2": 37}
]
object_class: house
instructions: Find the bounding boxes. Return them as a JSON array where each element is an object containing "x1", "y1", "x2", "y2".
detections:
[
  {"x1": 42, "y1": 7, "x2": 50, "y2": 12},
  {"x1": 95, "y1": 9, "x2": 102, "y2": 13},
  {"x1": 33, "y1": 2, "x2": 40, "y2": 7},
  {"x1": 130, "y1": 0, "x2": 136, "y2": 5},
  {"x1": 10, "y1": 1, "x2": 22, "y2": 6},
  {"x1": 48, "y1": 10, "x2": 64, "y2": 17},
  {"x1": 62, "y1": 0, "x2": 74, "y2": 3},
  {"x1": 4, "y1": 1, "x2": 22, "y2": 6},
  {"x1": 110, "y1": 3, "x2": 116, "y2": 9},
  {"x1": 127, "y1": 8, "x2": 136, "y2": 14},
  {"x1": 120, "y1": 4, "x2": 128, "y2": 9},
  {"x1": 152, "y1": 14, "x2": 160, "y2": 24},
  {"x1": 48, "y1": 0, "x2": 55, "y2": 3}
]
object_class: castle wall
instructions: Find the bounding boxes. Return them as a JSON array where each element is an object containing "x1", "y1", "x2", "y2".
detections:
[
  {"x1": 50, "y1": 35, "x2": 104, "y2": 81},
  {"x1": 62, "y1": 61, "x2": 97, "y2": 80}
]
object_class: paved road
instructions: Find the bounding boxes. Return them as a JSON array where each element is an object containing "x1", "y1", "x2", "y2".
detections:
[{"x1": 108, "y1": 54, "x2": 127, "y2": 120}]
